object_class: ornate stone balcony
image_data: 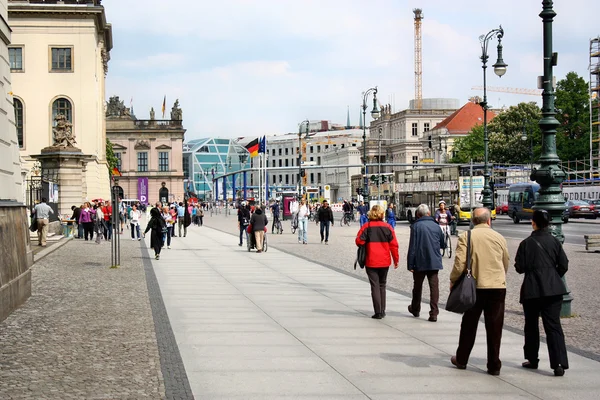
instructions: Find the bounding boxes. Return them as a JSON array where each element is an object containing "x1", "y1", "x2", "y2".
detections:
[{"x1": 133, "y1": 120, "x2": 183, "y2": 129}]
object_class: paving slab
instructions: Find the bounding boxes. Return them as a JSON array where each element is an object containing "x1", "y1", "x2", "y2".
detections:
[{"x1": 149, "y1": 223, "x2": 600, "y2": 399}]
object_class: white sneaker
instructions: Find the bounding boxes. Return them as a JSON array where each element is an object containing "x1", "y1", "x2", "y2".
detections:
[
  {"x1": 131, "y1": 238, "x2": 135, "y2": 241},
  {"x1": 167, "y1": 246, "x2": 171, "y2": 249}
]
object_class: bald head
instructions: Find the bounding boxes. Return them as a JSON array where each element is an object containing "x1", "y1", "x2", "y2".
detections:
[{"x1": 472, "y1": 207, "x2": 491, "y2": 225}]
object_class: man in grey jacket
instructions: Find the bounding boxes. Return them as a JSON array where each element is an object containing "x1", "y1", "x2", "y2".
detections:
[
  {"x1": 406, "y1": 204, "x2": 445, "y2": 322},
  {"x1": 32, "y1": 197, "x2": 54, "y2": 247}
]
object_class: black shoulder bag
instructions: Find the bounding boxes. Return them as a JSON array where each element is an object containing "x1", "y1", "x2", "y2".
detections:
[
  {"x1": 354, "y1": 223, "x2": 369, "y2": 270},
  {"x1": 446, "y1": 230, "x2": 477, "y2": 313}
]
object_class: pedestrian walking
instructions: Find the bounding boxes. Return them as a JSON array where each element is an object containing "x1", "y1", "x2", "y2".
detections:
[
  {"x1": 32, "y1": 197, "x2": 54, "y2": 247},
  {"x1": 357, "y1": 201, "x2": 368, "y2": 227},
  {"x1": 249, "y1": 206, "x2": 268, "y2": 253},
  {"x1": 176, "y1": 202, "x2": 185, "y2": 237},
  {"x1": 386, "y1": 203, "x2": 396, "y2": 228},
  {"x1": 198, "y1": 206, "x2": 204, "y2": 226},
  {"x1": 94, "y1": 205, "x2": 104, "y2": 244},
  {"x1": 406, "y1": 204, "x2": 445, "y2": 322},
  {"x1": 317, "y1": 200, "x2": 334, "y2": 244},
  {"x1": 355, "y1": 205, "x2": 399, "y2": 319},
  {"x1": 297, "y1": 198, "x2": 309, "y2": 244},
  {"x1": 70, "y1": 204, "x2": 82, "y2": 239},
  {"x1": 130, "y1": 204, "x2": 142, "y2": 241},
  {"x1": 79, "y1": 202, "x2": 95, "y2": 241},
  {"x1": 102, "y1": 200, "x2": 113, "y2": 240},
  {"x1": 515, "y1": 209, "x2": 569, "y2": 377},
  {"x1": 450, "y1": 207, "x2": 509, "y2": 376},
  {"x1": 161, "y1": 206, "x2": 173, "y2": 249},
  {"x1": 270, "y1": 200, "x2": 281, "y2": 233},
  {"x1": 145, "y1": 207, "x2": 166, "y2": 260},
  {"x1": 237, "y1": 202, "x2": 251, "y2": 246}
]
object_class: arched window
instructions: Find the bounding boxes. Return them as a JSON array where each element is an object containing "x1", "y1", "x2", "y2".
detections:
[
  {"x1": 52, "y1": 97, "x2": 72, "y2": 125},
  {"x1": 14, "y1": 98, "x2": 24, "y2": 148}
]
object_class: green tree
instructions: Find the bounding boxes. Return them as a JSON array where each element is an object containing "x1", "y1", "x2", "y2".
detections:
[
  {"x1": 450, "y1": 124, "x2": 485, "y2": 163},
  {"x1": 488, "y1": 102, "x2": 542, "y2": 164},
  {"x1": 106, "y1": 138, "x2": 118, "y2": 171},
  {"x1": 555, "y1": 71, "x2": 590, "y2": 161}
]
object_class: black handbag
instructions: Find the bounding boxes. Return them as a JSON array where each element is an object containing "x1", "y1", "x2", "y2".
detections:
[
  {"x1": 29, "y1": 216, "x2": 38, "y2": 232},
  {"x1": 446, "y1": 230, "x2": 477, "y2": 313},
  {"x1": 354, "y1": 223, "x2": 369, "y2": 270}
]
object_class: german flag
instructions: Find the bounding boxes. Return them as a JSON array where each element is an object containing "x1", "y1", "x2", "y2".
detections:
[
  {"x1": 111, "y1": 167, "x2": 122, "y2": 176},
  {"x1": 245, "y1": 138, "x2": 259, "y2": 158}
]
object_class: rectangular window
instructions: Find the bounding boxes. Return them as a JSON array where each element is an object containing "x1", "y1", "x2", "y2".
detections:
[
  {"x1": 272, "y1": 175, "x2": 276, "y2": 184},
  {"x1": 285, "y1": 148, "x2": 289, "y2": 155},
  {"x1": 317, "y1": 173, "x2": 322, "y2": 183},
  {"x1": 272, "y1": 149, "x2": 275, "y2": 156},
  {"x1": 9, "y1": 47, "x2": 23, "y2": 71},
  {"x1": 279, "y1": 174, "x2": 282, "y2": 183},
  {"x1": 278, "y1": 159, "x2": 282, "y2": 167},
  {"x1": 317, "y1": 145, "x2": 321, "y2": 153},
  {"x1": 137, "y1": 152, "x2": 148, "y2": 172},
  {"x1": 309, "y1": 157, "x2": 314, "y2": 162},
  {"x1": 412, "y1": 155, "x2": 418, "y2": 165},
  {"x1": 424, "y1": 123, "x2": 430, "y2": 132},
  {"x1": 285, "y1": 159, "x2": 289, "y2": 167},
  {"x1": 412, "y1": 123, "x2": 418, "y2": 136},
  {"x1": 310, "y1": 146, "x2": 314, "y2": 153},
  {"x1": 278, "y1": 148, "x2": 282, "y2": 156},
  {"x1": 51, "y1": 47, "x2": 73, "y2": 71},
  {"x1": 14, "y1": 100, "x2": 24, "y2": 148},
  {"x1": 158, "y1": 151, "x2": 169, "y2": 172},
  {"x1": 285, "y1": 175, "x2": 289, "y2": 184},
  {"x1": 272, "y1": 160, "x2": 275, "y2": 168},
  {"x1": 115, "y1": 153, "x2": 122, "y2": 170},
  {"x1": 317, "y1": 156, "x2": 321, "y2": 165},
  {"x1": 310, "y1": 173, "x2": 314, "y2": 184}
]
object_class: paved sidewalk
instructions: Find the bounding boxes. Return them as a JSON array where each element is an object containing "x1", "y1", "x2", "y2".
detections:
[{"x1": 152, "y1": 224, "x2": 600, "y2": 399}]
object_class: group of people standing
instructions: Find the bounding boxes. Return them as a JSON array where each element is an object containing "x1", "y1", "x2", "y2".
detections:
[{"x1": 357, "y1": 203, "x2": 570, "y2": 377}]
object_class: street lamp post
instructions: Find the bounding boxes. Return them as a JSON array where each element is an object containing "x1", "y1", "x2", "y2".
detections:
[
  {"x1": 532, "y1": 0, "x2": 572, "y2": 316},
  {"x1": 362, "y1": 87, "x2": 381, "y2": 201},
  {"x1": 298, "y1": 119, "x2": 310, "y2": 199},
  {"x1": 521, "y1": 120, "x2": 534, "y2": 171},
  {"x1": 479, "y1": 26, "x2": 508, "y2": 211},
  {"x1": 377, "y1": 127, "x2": 383, "y2": 200}
]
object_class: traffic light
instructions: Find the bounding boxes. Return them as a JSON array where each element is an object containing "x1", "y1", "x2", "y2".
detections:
[
  {"x1": 381, "y1": 175, "x2": 387, "y2": 183},
  {"x1": 300, "y1": 169, "x2": 305, "y2": 177}
]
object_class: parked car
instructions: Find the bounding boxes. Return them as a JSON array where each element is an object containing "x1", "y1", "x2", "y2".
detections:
[
  {"x1": 583, "y1": 199, "x2": 600, "y2": 216},
  {"x1": 456, "y1": 204, "x2": 496, "y2": 225},
  {"x1": 495, "y1": 202, "x2": 508, "y2": 215},
  {"x1": 566, "y1": 200, "x2": 596, "y2": 219},
  {"x1": 562, "y1": 202, "x2": 569, "y2": 223}
]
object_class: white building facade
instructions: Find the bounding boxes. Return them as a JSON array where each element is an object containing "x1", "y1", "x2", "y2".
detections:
[{"x1": 8, "y1": 0, "x2": 113, "y2": 200}]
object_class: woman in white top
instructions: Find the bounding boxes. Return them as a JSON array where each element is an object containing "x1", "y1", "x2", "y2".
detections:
[
  {"x1": 297, "y1": 198, "x2": 309, "y2": 244},
  {"x1": 161, "y1": 206, "x2": 173, "y2": 249},
  {"x1": 95, "y1": 206, "x2": 104, "y2": 244}
]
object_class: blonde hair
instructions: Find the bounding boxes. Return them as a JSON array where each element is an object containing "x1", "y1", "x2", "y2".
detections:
[{"x1": 367, "y1": 205, "x2": 385, "y2": 221}]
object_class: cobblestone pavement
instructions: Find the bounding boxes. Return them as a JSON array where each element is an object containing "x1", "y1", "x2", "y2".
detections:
[
  {"x1": 0, "y1": 234, "x2": 165, "y2": 399},
  {"x1": 202, "y1": 211, "x2": 600, "y2": 361}
]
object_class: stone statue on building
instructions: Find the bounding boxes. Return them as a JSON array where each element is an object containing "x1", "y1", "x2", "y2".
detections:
[
  {"x1": 170, "y1": 99, "x2": 183, "y2": 121},
  {"x1": 52, "y1": 114, "x2": 77, "y2": 148},
  {"x1": 105, "y1": 95, "x2": 133, "y2": 118},
  {"x1": 150, "y1": 107, "x2": 155, "y2": 120}
]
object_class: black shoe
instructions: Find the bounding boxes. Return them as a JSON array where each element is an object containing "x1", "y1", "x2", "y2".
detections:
[
  {"x1": 450, "y1": 356, "x2": 466, "y2": 370},
  {"x1": 487, "y1": 370, "x2": 500, "y2": 376},
  {"x1": 554, "y1": 366, "x2": 565, "y2": 376},
  {"x1": 428, "y1": 316, "x2": 437, "y2": 322},
  {"x1": 381, "y1": 311, "x2": 386, "y2": 318},
  {"x1": 238, "y1": 243, "x2": 243, "y2": 246},
  {"x1": 522, "y1": 361, "x2": 538, "y2": 369},
  {"x1": 371, "y1": 313, "x2": 383, "y2": 319},
  {"x1": 408, "y1": 305, "x2": 419, "y2": 318}
]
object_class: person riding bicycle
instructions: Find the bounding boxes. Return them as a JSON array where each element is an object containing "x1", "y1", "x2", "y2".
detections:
[
  {"x1": 434, "y1": 200, "x2": 454, "y2": 236},
  {"x1": 270, "y1": 200, "x2": 281, "y2": 233},
  {"x1": 342, "y1": 200, "x2": 353, "y2": 224}
]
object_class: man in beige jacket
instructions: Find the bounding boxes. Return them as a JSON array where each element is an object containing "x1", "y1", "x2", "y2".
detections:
[{"x1": 450, "y1": 207, "x2": 509, "y2": 376}]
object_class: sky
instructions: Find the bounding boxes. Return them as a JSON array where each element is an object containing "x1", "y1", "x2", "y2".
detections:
[{"x1": 103, "y1": 0, "x2": 598, "y2": 140}]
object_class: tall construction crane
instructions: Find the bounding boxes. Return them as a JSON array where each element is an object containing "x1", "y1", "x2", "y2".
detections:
[
  {"x1": 414, "y1": 9, "x2": 423, "y2": 109},
  {"x1": 471, "y1": 86, "x2": 542, "y2": 95}
]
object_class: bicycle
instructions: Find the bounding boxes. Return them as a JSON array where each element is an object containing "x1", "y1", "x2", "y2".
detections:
[
  {"x1": 440, "y1": 225, "x2": 452, "y2": 258},
  {"x1": 340, "y1": 212, "x2": 353, "y2": 227}
]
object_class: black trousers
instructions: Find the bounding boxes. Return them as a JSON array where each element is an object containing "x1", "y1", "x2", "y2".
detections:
[
  {"x1": 83, "y1": 222, "x2": 94, "y2": 240},
  {"x1": 366, "y1": 267, "x2": 389, "y2": 314},
  {"x1": 319, "y1": 221, "x2": 330, "y2": 241},
  {"x1": 410, "y1": 270, "x2": 439, "y2": 317},
  {"x1": 523, "y1": 295, "x2": 569, "y2": 369},
  {"x1": 456, "y1": 288, "x2": 506, "y2": 372}
]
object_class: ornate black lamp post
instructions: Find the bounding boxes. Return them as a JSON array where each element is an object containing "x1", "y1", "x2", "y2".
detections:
[
  {"x1": 532, "y1": 0, "x2": 572, "y2": 316},
  {"x1": 297, "y1": 119, "x2": 310, "y2": 199},
  {"x1": 362, "y1": 87, "x2": 380, "y2": 200},
  {"x1": 479, "y1": 26, "x2": 508, "y2": 210}
]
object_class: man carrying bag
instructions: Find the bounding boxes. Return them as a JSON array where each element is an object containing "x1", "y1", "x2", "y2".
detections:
[{"x1": 449, "y1": 207, "x2": 509, "y2": 376}]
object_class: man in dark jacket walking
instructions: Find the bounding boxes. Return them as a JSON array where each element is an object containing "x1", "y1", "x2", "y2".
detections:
[
  {"x1": 317, "y1": 200, "x2": 334, "y2": 244},
  {"x1": 237, "y1": 202, "x2": 251, "y2": 246},
  {"x1": 515, "y1": 209, "x2": 569, "y2": 376},
  {"x1": 406, "y1": 204, "x2": 445, "y2": 322}
]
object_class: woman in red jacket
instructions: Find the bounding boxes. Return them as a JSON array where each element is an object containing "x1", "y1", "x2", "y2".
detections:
[{"x1": 356, "y1": 205, "x2": 400, "y2": 319}]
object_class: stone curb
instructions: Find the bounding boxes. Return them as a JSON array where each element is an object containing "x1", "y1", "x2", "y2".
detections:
[{"x1": 32, "y1": 236, "x2": 73, "y2": 264}]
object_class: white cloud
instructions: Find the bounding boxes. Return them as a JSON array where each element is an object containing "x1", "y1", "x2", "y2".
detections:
[{"x1": 117, "y1": 53, "x2": 187, "y2": 69}]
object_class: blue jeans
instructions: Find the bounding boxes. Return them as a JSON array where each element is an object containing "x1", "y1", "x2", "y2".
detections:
[
  {"x1": 239, "y1": 225, "x2": 248, "y2": 245},
  {"x1": 130, "y1": 223, "x2": 140, "y2": 239},
  {"x1": 319, "y1": 221, "x2": 330, "y2": 242},
  {"x1": 360, "y1": 214, "x2": 368, "y2": 227},
  {"x1": 298, "y1": 217, "x2": 308, "y2": 243}
]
